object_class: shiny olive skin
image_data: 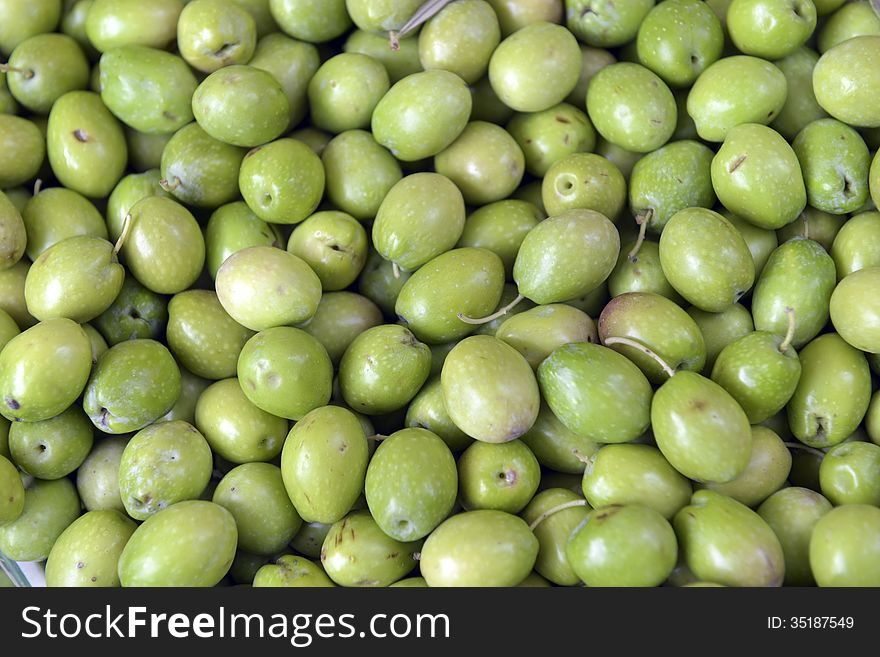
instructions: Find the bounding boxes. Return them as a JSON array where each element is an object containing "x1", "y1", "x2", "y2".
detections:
[
  {"x1": 365, "y1": 427, "x2": 458, "y2": 541},
  {"x1": 339, "y1": 324, "x2": 431, "y2": 415},
  {"x1": 420, "y1": 510, "x2": 538, "y2": 587},
  {"x1": 320, "y1": 510, "x2": 421, "y2": 587},
  {"x1": 831, "y1": 211, "x2": 880, "y2": 280},
  {"x1": 94, "y1": 275, "x2": 167, "y2": 346},
  {"x1": 659, "y1": 207, "x2": 755, "y2": 312},
  {"x1": 711, "y1": 331, "x2": 801, "y2": 424},
  {"x1": 8, "y1": 405, "x2": 93, "y2": 480},
  {"x1": 521, "y1": 488, "x2": 589, "y2": 586},
  {"x1": 44, "y1": 509, "x2": 137, "y2": 588},
  {"x1": 496, "y1": 303, "x2": 597, "y2": 369},
  {"x1": 213, "y1": 462, "x2": 302, "y2": 555},
  {"x1": 117, "y1": 500, "x2": 237, "y2": 587},
  {"x1": 118, "y1": 420, "x2": 212, "y2": 520},
  {"x1": 651, "y1": 371, "x2": 753, "y2": 484},
  {"x1": 674, "y1": 490, "x2": 785, "y2": 587},
  {"x1": 0, "y1": 318, "x2": 91, "y2": 422},
  {"x1": 819, "y1": 441, "x2": 880, "y2": 507},
  {"x1": 599, "y1": 292, "x2": 706, "y2": 384},
  {"x1": 788, "y1": 333, "x2": 871, "y2": 448},
  {"x1": 514, "y1": 209, "x2": 620, "y2": 304},
  {"x1": 281, "y1": 405, "x2": 368, "y2": 524},
  {"x1": 830, "y1": 267, "x2": 880, "y2": 353},
  {"x1": 538, "y1": 342, "x2": 652, "y2": 444},
  {"x1": 395, "y1": 247, "x2": 505, "y2": 345},
  {"x1": 0, "y1": 477, "x2": 81, "y2": 562},
  {"x1": 567, "y1": 504, "x2": 678, "y2": 587},
  {"x1": 582, "y1": 444, "x2": 692, "y2": 519},
  {"x1": 751, "y1": 238, "x2": 836, "y2": 349},
  {"x1": 47, "y1": 91, "x2": 127, "y2": 198},
  {"x1": 457, "y1": 439, "x2": 540, "y2": 513},
  {"x1": 520, "y1": 400, "x2": 598, "y2": 473},
  {"x1": 628, "y1": 140, "x2": 716, "y2": 234},
  {"x1": 442, "y1": 335, "x2": 540, "y2": 444},
  {"x1": 700, "y1": 426, "x2": 791, "y2": 507},
  {"x1": 586, "y1": 63, "x2": 677, "y2": 153},
  {"x1": 83, "y1": 339, "x2": 181, "y2": 434},
  {"x1": 160, "y1": 123, "x2": 246, "y2": 209},
  {"x1": 757, "y1": 487, "x2": 832, "y2": 586},
  {"x1": 809, "y1": 504, "x2": 880, "y2": 586},
  {"x1": 237, "y1": 327, "x2": 332, "y2": 421}
]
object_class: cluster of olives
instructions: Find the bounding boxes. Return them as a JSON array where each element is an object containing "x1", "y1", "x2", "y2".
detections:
[{"x1": 1, "y1": 0, "x2": 880, "y2": 589}]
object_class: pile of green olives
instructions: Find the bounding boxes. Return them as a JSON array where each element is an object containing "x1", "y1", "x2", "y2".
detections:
[{"x1": 1, "y1": 0, "x2": 880, "y2": 589}]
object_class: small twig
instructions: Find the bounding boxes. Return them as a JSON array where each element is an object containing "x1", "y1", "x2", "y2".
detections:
[
  {"x1": 0, "y1": 64, "x2": 34, "y2": 79},
  {"x1": 783, "y1": 442, "x2": 825, "y2": 459},
  {"x1": 627, "y1": 209, "x2": 652, "y2": 262},
  {"x1": 603, "y1": 336, "x2": 677, "y2": 379},
  {"x1": 389, "y1": 0, "x2": 455, "y2": 50},
  {"x1": 113, "y1": 213, "x2": 133, "y2": 255},
  {"x1": 529, "y1": 500, "x2": 589, "y2": 532},
  {"x1": 458, "y1": 293, "x2": 524, "y2": 325},
  {"x1": 392, "y1": 261, "x2": 401, "y2": 280},
  {"x1": 778, "y1": 307, "x2": 796, "y2": 354}
]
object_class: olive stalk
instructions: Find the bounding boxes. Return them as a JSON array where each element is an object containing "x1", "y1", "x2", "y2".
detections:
[
  {"x1": 457, "y1": 293, "x2": 524, "y2": 325},
  {"x1": 627, "y1": 208, "x2": 652, "y2": 262},
  {"x1": 113, "y1": 213, "x2": 133, "y2": 256},
  {"x1": 528, "y1": 499, "x2": 589, "y2": 532},
  {"x1": 602, "y1": 335, "x2": 677, "y2": 379},
  {"x1": 0, "y1": 63, "x2": 34, "y2": 79},
  {"x1": 389, "y1": 0, "x2": 455, "y2": 50},
  {"x1": 778, "y1": 306, "x2": 796, "y2": 354},
  {"x1": 782, "y1": 441, "x2": 826, "y2": 459}
]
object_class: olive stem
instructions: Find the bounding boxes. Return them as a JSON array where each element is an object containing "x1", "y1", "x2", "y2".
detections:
[
  {"x1": 572, "y1": 449, "x2": 592, "y2": 464},
  {"x1": 159, "y1": 177, "x2": 180, "y2": 192},
  {"x1": 367, "y1": 434, "x2": 388, "y2": 441},
  {"x1": 627, "y1": 209, "x2": 652, "y2": 262},
  {"x1": 391, "y1": 261, "x2": 401, "y2": 280},
  {"x1": 457, "y1": 293, "x2": 524, "y2": 325},
  {"x1": 113, "y1": 213, "x2": 133, "y2": 256},
  {"x1": 0, "y1": 64, "x2": 34, "y2": 79},
  {"x1": 389, "y1": 0, "x2": 454, "y2": 50},
  {"x1": 32, "y1": 178, "x2": 42, "y2": 196},
  {"x1": 782, "y1": 442, "x2": 825, "y2": 459},
  {"x1": 778, "y1": 307, "x2": 796, "y2": 354},
  {"x1": 528, "y1": 499, "x2": 589, "y2": 532},
  {"x1": 603, "y1": 336, "x2": 677, "y2": 379}
]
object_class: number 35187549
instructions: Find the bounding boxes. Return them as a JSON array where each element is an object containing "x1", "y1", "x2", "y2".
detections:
[{"x1": 768, "y1": 617, "x2": 855, "y2": 629}]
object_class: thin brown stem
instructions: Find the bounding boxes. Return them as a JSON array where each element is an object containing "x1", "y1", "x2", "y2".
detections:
[
  {"x1": 389, "y1": 0, "x2": 455, "y2": 49},
  {"x1": 113, "y1": 213, "x2": 133, "y2": 255},
  {"x1": 783, "y1": 442, "x2": 825, "y2": 459},
  {"x1": 457, "y1": 293, "x2": 524, "y2": 325},
  {"x1": 627, "y1": 209, "x2": 652, "y2": 262},
  {"x1": 159, "y1": 177, "x2": 180, "y2": 192},
  {"x1": 779, "y1": 307, "x2": 796, "y2": 354},
  {"x1": 529, "y1": 500, "x2": 589, "y2": 532},
  {"x1": 0, "y1": 64, "x2": 34, "y2": 79},
  {"x1": 572, "y1": 449, "x2": 592, "y2": 464},
  {"x1": 603, "y1": 336, "x2": 677, "y2": 379}
]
